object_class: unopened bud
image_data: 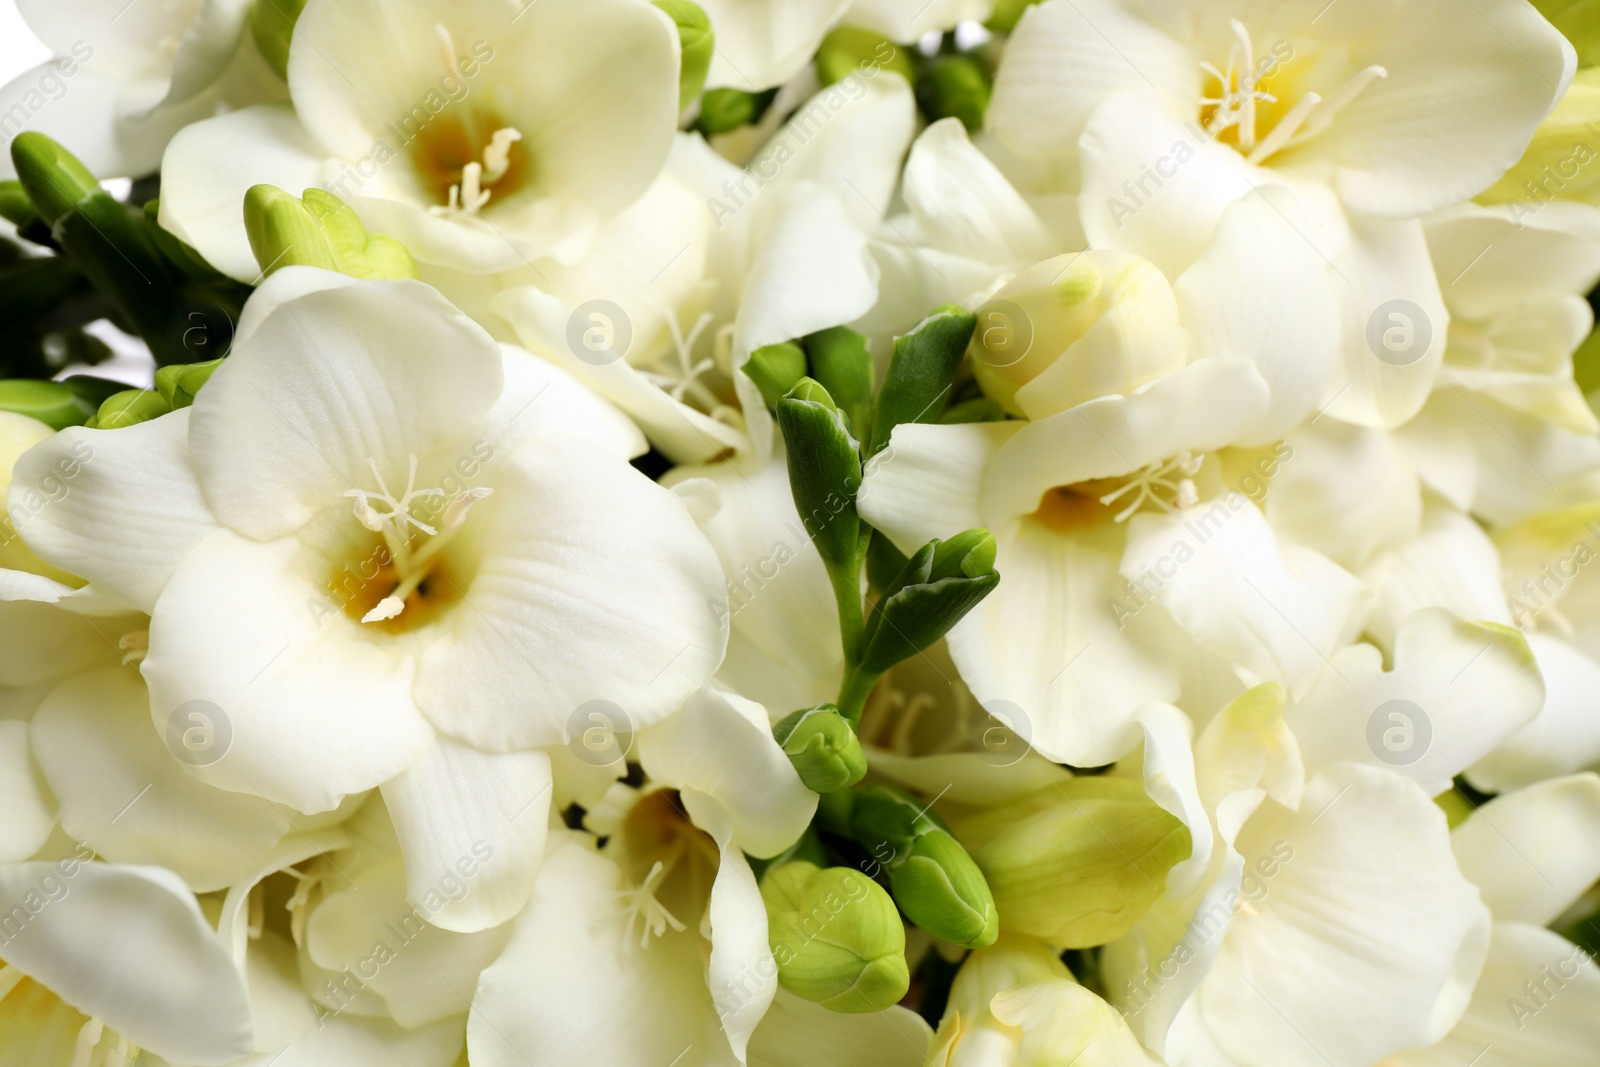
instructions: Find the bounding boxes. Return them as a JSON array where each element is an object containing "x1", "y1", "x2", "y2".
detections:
[
  {"x1": 1479, "y1": 67, "x2": 1600, "y2": 205},
  {"x1": 244, "y1": 185, "x2": 416, "y2": 280},
  {"x1": 251, "y1": 0, "x2": 307, "y2": 80},
  {"x1": 153, "y1": 358, "x2": 222, "y2": 410},
  {"x1": 817, "y1": 26, "x2": 914, "y2": 87},
  {"x1": 970, "y1": 250, "x2": 1187, "y2": 419},
  {"x1": 90, "y1": 389, "x2": 172, "y2": 430},
  {"x1": 762, "y1": 861, "x2": 909, "y2": 1013},
  {"x1": 892, "y1": 828, "x2": 1000, "y2": 949},
  {"x1": 969, "y1": 776, "x2": 1191, "y2": 948},
  {"x1": 653, "y1": 0, "x2": 714, "y2": 109},
  {"x1": 744, "y1": 341, "x2": 808, "y2": 412},
  {"x1": 10, "y1": 133, "x2": 99, "y2": 227},
  {"x1": 916, "y1": 54, "x2": 991, "y2": 132},
  {"x1": 774, "y1": 704, "x2": 868, "y2": 793},
  {"x1": 930, "y1": 528, "x2": 998, "y2": 580}
]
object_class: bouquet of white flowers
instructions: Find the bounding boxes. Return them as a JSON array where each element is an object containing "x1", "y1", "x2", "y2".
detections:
[{"x1": 1, "y1": 0, "x2": 1598, "y2": 1063}]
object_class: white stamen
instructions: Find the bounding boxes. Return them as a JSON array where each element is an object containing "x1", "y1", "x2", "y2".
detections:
[
  {"x1": 71, "y1": 1019, "x2": 105, "y2": 1067},
  {"x1": 429, "y1": 126, "x2": 526, "y2": 218},
  {"x1": 618, "y1": 859, "x2": 687, "y2": 949},
  {"x1": 118, "y1": 629, "x2": 149, "y2": 666},
  {"x1": 443, "y1": 487, "x2": 494, "y2": 527},
  {"x1": 1284, "y1": 65, "x2": 1387, "y2": 149},
  {"x1": 362, "y1": 596, "x2": 406, "y2": 623},
  {"x1": 434, "y1": 23, "x2": 460, "y2": 79},
  {"x1": 481, "y1": 128, "x2": 522, "y2": 184},
  {"x1": 1099, "y1": 451, "x2": 1205, "y2": 522},
  {"x1": 1230, "y1": 20, "x2": 1257, "y2": 151},
  {"x1": 1246, "y1": 91, "x2": 1321, "y2": 164}
]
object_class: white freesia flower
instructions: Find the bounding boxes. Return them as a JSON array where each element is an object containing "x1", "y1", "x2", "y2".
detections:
[
  {"x1": 987, "y1": 0, "x2": 1576, "y2": 428},
  {"x1": 8, "y1": 270, "x2": 722, "y2": 939},
  {"x1": 696, "y1": 0, "x2": 854, "y2": 91},
  {"x1": 469, "y1": 685, "x2": 815, "y2": 1066},
  {"x1": 159, "y1": 0, "x2": 680, "y2": 279},
  {"x1": 0, "y1": 0, "x2": 284, "y2": 182}
]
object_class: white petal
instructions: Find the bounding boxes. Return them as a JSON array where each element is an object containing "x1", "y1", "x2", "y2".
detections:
[
  {"x1": 379, "y1": 737, "x2": 551, "y2": 933},
  {"x1": 1174, "y1": 187, "x2": 1341, "y2": 444},
  {"x1": 902, "y1": 118, "x2": 1055, "y2": 266},
  {"x1": 699, "y1": 0, "x2": 853, "y2": 90},
  {"x1": 638, "y1": 686, "x2": 816, "y2": 858},
  {"x1": 468, "y1": 836, "x2": 729, "y2": 1067},
  {"x1": 1469, "y1": 634, "x2": 1600, "y2": 793},
  {"x1": 1266, "y1": 418, "x2": 1422, "y2": 570},
  {"x1": 1321, "y1": 213, "x2": 1449, "y2": 428},
  {"x1": 858, "y1": 420, "x2": 1022, "y2": 556},
  {"x1": 1451, "y1": 772, "x2": 1600, "y2": 927},
  {"x1": 189, "y1": 274, "x2": 503, "y2": 540},
  {"x1": 306, "y1": 854, "x2": 512, "y2": 1026},
  {"x1": 989, "y1": 1, "x2": 1197, "y2": 164},
  {"x1": 144, "y1": 529, "x2": 435, "y2": 813},
  {"x1": 1286, "y1": 609, "x2": 1544, "y2": 798},
  {"x1": 0, "y1": 860, "x2": 254, "y2": 1065},
  {"x1": 485, "y1": 343, "x2": 646, "y2": 461},
  {"x1": 1394, "y1": 922, "x2": 1600, "y2": 1067},
  {"x1": 947, "y1": 519, "x2": 1178, "y2": 767},
  {"x1": 748, "y1": 988, "x2": 932, "y2": 1067},
  {"x1": 0, "y1": 599, "x2": 123, "y2": 687},
  {"x1": 0, "y1": 720, "x2": 54, "y2": 863},
  {"x1": 1198, "y1": 763, "x2": 1491, "y2": 1067},
  {"x1": 157, "y1": 104, "x2": 331, "y2": 283},
  {"x1": 216, "y1": 826, "x2": 350, "y2": 970},
  {"x1": 29, "y1": 666, "x2": 290, "y2": 892},
  {"x1": 981, "y1": 358, "x2": 1270, "y2": 523},
  {"x1": 662, "y1": 455, "x2": 843, "y2": 714},
  {"x1": 1359, "y1": 504, "x2": 1510, "y2": 651},
  {"x1": 747, "y1": 77, "x2": 917, "y2": 231},
  {"x1": 695, "y1": 799, "x2": 780, "y2": 1062},
  {"x1": 1300, "y1": 0, "x2": 1574, "y2": 218},
  {"x1": 1130, "y1": 703, "x2": 1211, "y2": 898},
  {"x1": 157, "y1": 0, "x2": 252, "y2": 111},
  {"x1": 10, "y1": 409, "x2": 221, "y2": 613},
  {"x1": 1123, "y1": 495, "x2": 1367, "y2": 698},
  {"x1": 415, "y1": 434, "x2": 725, "y2": 751},
  {"x1": 1426, "y1": 201, "x2": 1600, "y2": 322}
]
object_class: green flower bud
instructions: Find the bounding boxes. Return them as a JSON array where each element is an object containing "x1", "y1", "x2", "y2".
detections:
[
  {"x1": 695, "y1": 87, "x2": 774, "y2": 135},
  {"x1": 868, "y1": 305, "x2": 975, "y2": 456},
  {"x1": 816, "y1": 26, "x2": 914, "y2": 87},
  {"x1": 153, "y1": 358, "x2": 223, "y2": 410},
  {"x1": 803, "y1": 325, "x2": 874, "y2": 440},
  {"x1": 0, "y1": 180, "x2": 35, "y2": 228},
  {"x1": 858, "y1": 532, "x2": 999, "y2": 675},
  {"x1": 91, "y1": 388, "x2": 173, "y2": 430},
  {"x1": 251, "y1": 0, "x2": 308, "y2": 81},
  {"x1": 916, "y1": 54, "x2": 991, "y2": 132},
  {"x1": 0, "y1": 380, "x2": 90, "y2": 431},
  {"x1": 939, "y1": 396, "x2": 1006, "y2": 424},
  {"x1": 773, "y1": 704, "x2": 868, "y2": 793},
  {"x1": 653, "y1": 0, "x2": 714, "y2": 109},
  {"x1": 10, "y1": 133, "x2": 99, "y2": 227},
  {"x1": 970, "y1": 777, "x2": 1192, "y2": 948},
  {"x1": 776, "y1": 377, "x2": 863, "y2": 577},
  {"x1": 762, "y1": 861, "x2": 909, "y2": 1013},
  {"x1": 244, "y1": 185, "x2": 417, "y2": 281},
  {"x1": 743, "y1": 340, "x2": 808, "y2": 411},
  {"x1": 847, "y1": 785, "x2": 998, "y2": 948},
  {"x1": 1478, "y1": 67, "x2": 1600, "y2": 205},
  {"x1": 891, "y1": 827, "x2": 1000, "y2": 949},
  {"x1": 930, "y1": 528, "x2": 997, "y2": 580},
  {"x1": 969, "y1": 250, "x2": 1186, "y2": 419}
]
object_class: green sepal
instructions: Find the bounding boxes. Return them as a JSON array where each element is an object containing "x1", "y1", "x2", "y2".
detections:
[
  {"x1": 653, "y1": 0, "x2": 715, "y2": 109},
  {"x1": 761, "y1": 861, "x2": 910, "y2": 1013},
  {"x1": 10, "y1": 133, "x2": 98, "y2": 227},
  {"x1": 803, "y1": 325, "x2": 874, "y2": 441},
  {"x1": 744, "y1": 341, "x2": 808, "y2": 412},
  {"x1": 773, "y1": 704, "x2": 868, "y2": 793},
  {"x1": 775, "y1": 378, "x2": 863, "y2": 576},
  {"x1": 867, "y1": 305, "x2": 976, "y2": 456},
  {"x1": 857, "y1": 530, "x2": 999, "y2": 675}
]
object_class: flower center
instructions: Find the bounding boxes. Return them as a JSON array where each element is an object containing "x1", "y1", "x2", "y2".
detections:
[
  {"x1": 1035, "y1": 451, "x2": 1203, "y2": 533},
  {"x1": 342, "y1": 454, "x2": 491, "y2": 627},
  {"x1": 616, "y1": 857, "x2": 689, "y2": 949},
  {"x1": 415, "y1": 25, "x2": 531, "y2": 217},
  {"x1": 1200, "y1": 20, "x2": 1386, "y2": 165}
]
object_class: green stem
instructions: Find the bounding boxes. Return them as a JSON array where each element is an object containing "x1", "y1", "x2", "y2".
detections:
[{"x1": 837, "y1": 665, "x2": 881, "y2": 727}]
